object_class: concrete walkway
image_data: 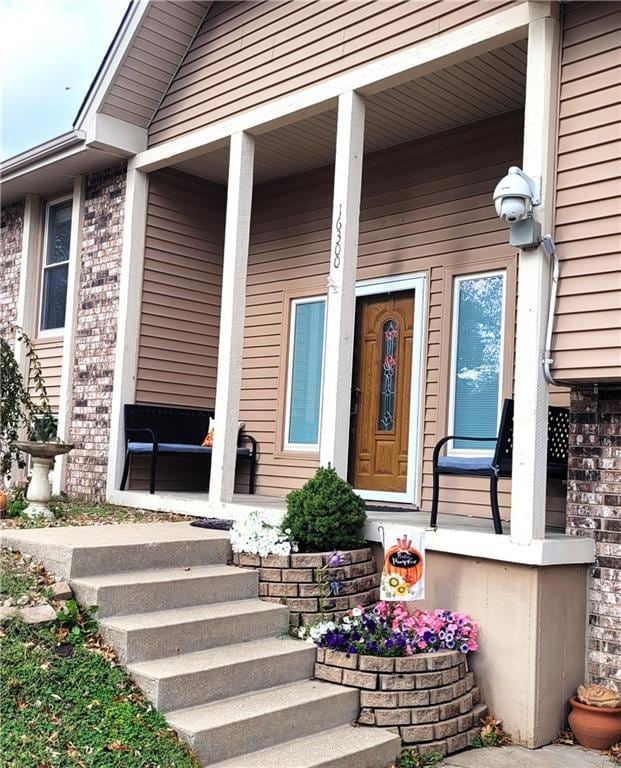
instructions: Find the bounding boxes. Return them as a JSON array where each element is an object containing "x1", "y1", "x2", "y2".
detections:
[{"x1": 443, "y1": 744, "x2": 610, "y2": 767}]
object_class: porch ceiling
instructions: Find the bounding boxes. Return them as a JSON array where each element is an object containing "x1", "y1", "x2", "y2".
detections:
[{"x1": 173, "y1": 40, "x2": 526, "y2": 186}]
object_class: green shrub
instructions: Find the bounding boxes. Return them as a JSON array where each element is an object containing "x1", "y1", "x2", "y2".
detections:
[{"x1": 282, "y1": 466, "x2": 366, "y2": 552}]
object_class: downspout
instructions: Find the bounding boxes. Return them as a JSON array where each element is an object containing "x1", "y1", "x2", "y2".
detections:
[{"x1": 541, "y1": 235, "x2": 560, "y2": 386}]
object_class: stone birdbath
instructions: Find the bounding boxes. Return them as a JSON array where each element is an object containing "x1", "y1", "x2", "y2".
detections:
[{"x1": 12, "y1": 441, "x2": 74, "y2": 520}]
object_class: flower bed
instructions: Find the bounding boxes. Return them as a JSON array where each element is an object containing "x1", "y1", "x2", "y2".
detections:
[
  {"x1": 231, "y1": 548, "x2": 380, "y2": 628},
  {"x1": 304, "y1": 603, "x2": 487, "y2": 756},
  {"x1": 314, "y1": 648, "x2": 487, "y2": 757}
]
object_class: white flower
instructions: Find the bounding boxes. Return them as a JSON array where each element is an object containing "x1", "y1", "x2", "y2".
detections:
[
  {"x1": 230, "y1": 510, "x2": 296, "y2": 556},
  {"x1": 351, "y1": 607, "x2": 363, "y2": 617}
]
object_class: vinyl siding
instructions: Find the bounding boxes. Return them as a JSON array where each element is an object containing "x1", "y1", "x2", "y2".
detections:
[
  {"x1": 30, "y1": 338, "x2": 63, "y2": 413},
  {"x1": 553, "y1": 1, "x2": 621, "y2": 381},
  {"x1": 241, "y1": 112, "x2": 567, "y2": 521},
  {"x1": 130, "y1": 168, "x2": 225, "y2": 491},
  {"x1": 135, "y1": 168, "x2": 225, "y2": 407},
  {"x1": 149, "y1": 0, "x2": 519, "y2": 146}
]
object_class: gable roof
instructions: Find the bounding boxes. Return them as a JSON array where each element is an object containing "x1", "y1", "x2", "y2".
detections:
[{"x1": 75, "y1": 0, "x2": 212, "y2": 132}]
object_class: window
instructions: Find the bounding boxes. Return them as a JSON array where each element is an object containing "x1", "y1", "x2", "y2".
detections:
[
  {"x1": 40, "y1": 199, "x2": 72, "y2": 332},
  {"x1": 449, "y1": 271, "x2": 506, "y2": 452},
  {"x1": 284, "y1": 297, "x2": 326, "y2": 450}
]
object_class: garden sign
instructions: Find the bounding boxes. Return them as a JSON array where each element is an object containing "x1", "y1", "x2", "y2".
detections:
[{"x1": 380, "y1": 527, "x2": 425, "y2": 601}]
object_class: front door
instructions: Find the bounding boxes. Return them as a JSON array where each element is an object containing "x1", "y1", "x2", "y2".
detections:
[{"x1": 349, "y1": 291, "x2": 414, "y2": 494}]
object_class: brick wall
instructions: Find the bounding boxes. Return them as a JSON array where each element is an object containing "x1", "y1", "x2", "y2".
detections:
[
  {"x1": 0, "y1": 201, "x2": 24, "y2": 337},
  {"x1": 65, "y1": 164, "x2": 126, "y2": 500},
  {"x1": 566, "y1": 386, "x2": 621, "y2": 694}
]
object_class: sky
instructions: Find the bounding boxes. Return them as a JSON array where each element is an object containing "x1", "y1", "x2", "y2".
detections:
[{"x1": 1, "y1": 0, "x2": 129, "y2": 160}]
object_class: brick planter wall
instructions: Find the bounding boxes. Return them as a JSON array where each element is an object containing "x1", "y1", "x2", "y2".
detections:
[
  {"x1": 314, "y1": 649, "x2": 487, "y2": 757},
  {"x1": 567, "y1": 386, "x2": 621, "y2": 694},
  {"x1": 232, "y1": 548, "x2": 380, "y2": 627}
]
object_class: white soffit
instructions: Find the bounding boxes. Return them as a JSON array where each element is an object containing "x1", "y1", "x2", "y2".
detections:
[{"x1": 173, "y1": 41, "x2": 527, "y2": 186}]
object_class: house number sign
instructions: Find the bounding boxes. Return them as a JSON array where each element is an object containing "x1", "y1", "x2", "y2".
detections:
[{"x1": 333, "y1": 203, "x2": 343, "y2": 269}]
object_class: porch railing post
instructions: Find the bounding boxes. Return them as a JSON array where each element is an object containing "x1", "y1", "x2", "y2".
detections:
[
  {"x1": 106, "y1": 164, "x2": 149, "y2": 498},
  {"x1": 209, "y1": 131, "x2": 255, "y2": 505},
  {"x1": 319, "y1": 90, "x2": 365, "y2": 477},
  {"x1": 510, "y1": 11, "x2": 560, "y2": 544}
]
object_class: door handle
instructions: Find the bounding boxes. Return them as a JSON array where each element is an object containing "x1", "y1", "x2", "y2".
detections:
[{"x1": 351, "y1": 386, "x2": 361, "y2": 416}]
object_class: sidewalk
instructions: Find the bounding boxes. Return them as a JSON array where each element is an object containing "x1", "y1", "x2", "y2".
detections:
[{"x1": 443, "y1": 744, "x2": 611, "y2": 767}]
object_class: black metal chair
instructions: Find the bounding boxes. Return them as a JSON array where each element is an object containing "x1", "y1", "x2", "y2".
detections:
[{"x1": 430, "y1": 398, "x2": 569, "y2": 534}]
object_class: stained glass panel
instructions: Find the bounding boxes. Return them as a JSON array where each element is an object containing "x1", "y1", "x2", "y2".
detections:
[{"x1": 378, "y1": 319, "x2": 398, "y2": 431}]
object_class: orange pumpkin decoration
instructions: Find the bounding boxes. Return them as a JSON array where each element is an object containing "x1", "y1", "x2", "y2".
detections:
[{"x1": 384, "y1": 535, "x2": 424, "y2": 586}]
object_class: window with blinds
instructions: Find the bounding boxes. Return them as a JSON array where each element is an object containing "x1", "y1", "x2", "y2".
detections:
[
  {"x1": 284, "y1": 297, "x2": 326, "y2": 450},
  {"x1": 449, "y1": 272, "x2": 506, "y2": 453}
]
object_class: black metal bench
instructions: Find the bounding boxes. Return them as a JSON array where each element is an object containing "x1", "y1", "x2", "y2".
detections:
[
  {"x1": 120, "y1": 404, "x2": 258, "y2": 495},
  {"x1": 430, "y1": 398, "x2": 569, "y2": 535}
]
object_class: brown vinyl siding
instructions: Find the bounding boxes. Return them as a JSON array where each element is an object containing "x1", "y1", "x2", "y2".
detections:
[
  {"x1": 135, "y1": 168, "x2": 224, "y2": 407},
  {"x1": 552, "y1": 1, "x2": 621, "y2": 381},
  {"x1": 149, "y1": 0, "x2": 519, "y2": 146},
  {"x1": 242, "y1": 112, "x2": 549, "y2": 520},
  {"x1": 99, "y1": 1, "x2": 211, "y2": 127},
  {"x1": 30, "y1": 338, "x2": 63, "y2": 412}
]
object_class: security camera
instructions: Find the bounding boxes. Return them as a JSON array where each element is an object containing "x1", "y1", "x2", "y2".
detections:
[{"x1": 493, "y1": 166, "x2": 540, "y2": 223}]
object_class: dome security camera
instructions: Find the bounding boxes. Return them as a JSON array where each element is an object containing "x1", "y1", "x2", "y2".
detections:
[{"x1": 493, "y1": 166, "x2": 540, "y2": 223}]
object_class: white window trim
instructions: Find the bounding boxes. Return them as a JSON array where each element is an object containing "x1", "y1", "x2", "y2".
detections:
[
  {"x1": 448, "y1": 269, "x2": 507, "y2": 458},
  {"x1": 39, "y1": 194, "x2": 73, "y2": 336},
  {"x1": 283, "y1": 296, "x2": 327, "y2": 452}
]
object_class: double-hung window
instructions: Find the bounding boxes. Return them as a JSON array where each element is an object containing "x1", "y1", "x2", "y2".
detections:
[
  {"x1": 284, "y1": 297, "x2": 326, "y2": 451},
  {"x1": 449, "y1": 271, "x2": 506, "y2": 453},
  {"x1": 40, "y1": 199, "x2": 72, "y2": 333}
]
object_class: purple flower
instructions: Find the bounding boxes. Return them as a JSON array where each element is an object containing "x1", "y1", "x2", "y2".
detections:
[
  {"x1": 326, "y1": 551, "x2": 344, "y2": 568},
  {"x1": 460, "y1": 643, "x2": 469, "y2": 653},
  {"x1": 329, "y1": 579, "x2": 343, "y2": 596}
]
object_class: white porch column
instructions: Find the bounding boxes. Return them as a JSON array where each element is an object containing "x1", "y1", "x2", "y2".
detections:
[
  {"x1": 510, "y1": 12, "x2": 560, "y2": 544},
  {"x1": 209, "y1": 131, "x2": 255, "y2": 505},
  {"x1": 53, "y1": 175, "x2": 85, "y2": 494},
  {"x1": 105, "y1": 164, "x2": 149, "y2": 498},
  {"x1": 319, "y1": 91, "x2": 365, "y2": 476}
]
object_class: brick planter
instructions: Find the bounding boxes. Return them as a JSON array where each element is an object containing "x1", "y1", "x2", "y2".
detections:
[
  {"x1": 231, "y1": 548, "x2": 380, "y2": 628},
  {"x1": 314, "y1": 649, "x2": 488, "y2": 757}
]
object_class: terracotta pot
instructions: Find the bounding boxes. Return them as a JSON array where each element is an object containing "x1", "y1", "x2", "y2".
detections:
[
  {"x1": 0, "y1": 489, "x2": 7, "y2": 518},
  {"x1": 568, "y1": 696, "x2": 621, "y2": 750}
]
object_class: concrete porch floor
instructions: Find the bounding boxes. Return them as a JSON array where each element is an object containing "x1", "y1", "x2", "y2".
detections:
[{"x1": 442, "y1": 744, "x2": 609, "y2": 767}]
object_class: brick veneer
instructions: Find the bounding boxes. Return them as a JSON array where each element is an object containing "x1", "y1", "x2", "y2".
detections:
[
  {"x1": 65, "y1": 164, "x2": 126, "y2": 500},
  {"x1": 567, "y1": 386, "x2": 621, "y2": 694},
  {"x1": 0, "y1": 201, "x2": 24, "y2": 337},
  {"x1": 315, "y1": 648, "x2": 487, "y2": 756},
  {"x1": 232, "y1": 548, "x2": 380, "y2": 627}
]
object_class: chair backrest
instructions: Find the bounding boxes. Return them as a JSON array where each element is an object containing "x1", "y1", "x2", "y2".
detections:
[
  {"x1": 124, "y1": 404, "x2": 214, "y2": 445},
  {"x1": 493, "y1": 399, "x2": 514, "y2": 474},
  {"x1": 492, "y1": 398, "x2": 569, "y2": 477}
]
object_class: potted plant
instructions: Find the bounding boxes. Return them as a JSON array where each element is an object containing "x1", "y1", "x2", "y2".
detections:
[
  {"x1": 0, "y1": 327, "x2": 73, "y2": 519},
  {"x1": 231, "y1": 467, "x2": 379, "y2": 628},
  {"x1": 568, "y1": 683, "x2": 621, "y2": 750}
]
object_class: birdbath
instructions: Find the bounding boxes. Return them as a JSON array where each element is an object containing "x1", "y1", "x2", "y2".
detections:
[{"x1": 12, "y1": 441, "x2": 74, "y2": 520}]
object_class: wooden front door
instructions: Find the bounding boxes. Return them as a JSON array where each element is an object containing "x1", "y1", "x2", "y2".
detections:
[{"x1": 349, "y1": 292, "x2": 414, "y2": 493}]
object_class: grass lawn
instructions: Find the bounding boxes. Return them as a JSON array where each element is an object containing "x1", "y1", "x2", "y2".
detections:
[
  {"x1": 0, "y1": 551, "x2": 200, "y2": 768},
  {"x1": 1, "y1": 495, "x2": 190, "y2": 529}
]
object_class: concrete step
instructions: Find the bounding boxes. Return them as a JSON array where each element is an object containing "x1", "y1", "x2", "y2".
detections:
[
  {"x1": 209, "y1": 723, "x2": 401, "y2": 768},
  {"x1": 100, "y1": 598, "x2": 289, "y2": 663},
  {"x1": 129, "y1": 636, "x2": 316, "y2": 711},
  {"x1": 168, "y1": 679, "x2": 360, "y2": 765},
  {"x1": 2, "y1": 522, "x2": 231, "y2": 579},
  {"x1": 71, "y1": 564, "x2": 257, "y2": 617}
]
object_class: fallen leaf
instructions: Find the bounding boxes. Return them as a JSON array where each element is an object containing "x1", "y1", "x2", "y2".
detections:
[{"x1": 104, "y1": 741, "x2": 129, "y2": 752}]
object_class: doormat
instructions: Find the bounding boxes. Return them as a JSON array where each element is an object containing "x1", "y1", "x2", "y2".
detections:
[
  {"x1": 189, "y1": 517, "x2": 235, "y2": 530},
  {"x1": 365, "y1": 502, "x2": 420, "y2": 514}
]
